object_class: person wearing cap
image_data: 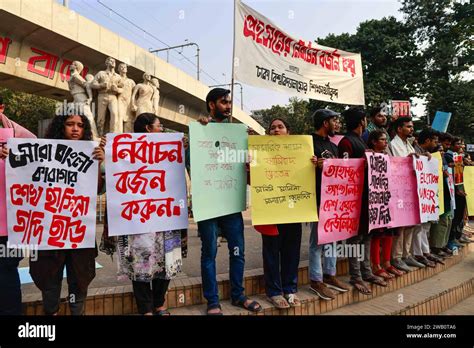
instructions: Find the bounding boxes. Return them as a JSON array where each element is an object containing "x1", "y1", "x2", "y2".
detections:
[
  {"x1": 308, "y1": 109, "x2": 351, "y2": 301},
  {"x1": 193, "y1": 88, "x2": 262, "y2": 315},
  {"x1": 338, "y1": 106, "x2": 388, "y2": 296}
]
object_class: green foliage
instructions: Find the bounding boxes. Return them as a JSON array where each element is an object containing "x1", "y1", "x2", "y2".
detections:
[{"x1": 0, "y1": 87, "x2": 57, "y2": 135}]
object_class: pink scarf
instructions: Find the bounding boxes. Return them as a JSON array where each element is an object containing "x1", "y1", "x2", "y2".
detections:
[{"x1": 0, "y1": 112, "x2": 36, "y2": 138}]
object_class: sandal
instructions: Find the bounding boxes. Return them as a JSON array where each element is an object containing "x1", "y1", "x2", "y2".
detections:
[
  {"x1": 374, "y1": 268, "x2": 395, "y2": 280},
  {"x1": 231, "y1": 297, "x2": 262, "y2": 313},
  {"x1": 206, "y1": 304, "x2": 223, "y2": 316},
  {"x1": 284, "y1": 293, "x2": 301, "y2": 307},
  {"x1": 350, "y1": 279, "x2": 372, "y2": 295},
  {"x1": 268, "y1": 295, "x2": 290, "y2": 309},
  {"x1": 364, "y1": 276, "x2": 388, "y2": 287},
  {"x1": 154, "y1": 309, "x2": 171, "y2": 316},
  {"x1": 386, "y1": 265, "x2": 404, "y2": 277}
]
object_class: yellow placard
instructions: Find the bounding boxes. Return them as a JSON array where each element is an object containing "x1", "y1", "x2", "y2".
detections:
[
  {"x1": 432, "y1": 152, "x2": 444, "y2": 215},
  {"x1": 249, "y1": 135, "x2": 318, "y2": 225},
  {"x1": 463, "y1": 166, "x2": 474, "y2": 216}
]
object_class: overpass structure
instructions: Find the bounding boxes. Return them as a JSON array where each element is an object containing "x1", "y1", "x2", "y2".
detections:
[{"x1": 0, "y1": 0, "x2": 265, "y2": 134}]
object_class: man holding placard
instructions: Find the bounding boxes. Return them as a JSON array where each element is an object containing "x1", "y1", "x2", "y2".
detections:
[
  {"x1": 308, "y1": 109, "x2": 351, "y2": 301},
  {"x1": 191, "y1": 88, "x2": 262, "y2": 315}
]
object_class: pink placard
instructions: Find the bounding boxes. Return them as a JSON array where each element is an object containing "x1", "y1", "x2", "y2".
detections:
[
  {"x1": 329, "y1": 135, "x2": 344, "y2": 146},
  {"x1": 318, "y1": 158, "x2": 365, "y2": 244},
  {"x1": 0, "y1": 128, "x2": 13, "y2": 237},
  {"x1": 367, "y1": 152, "x2": 392, "y2": 231},
  {"x1": 388, "y1": 157, "x2": 421, "y2": 228},
  {"x1": 0, "y1": 160, "x2": 6, "y2": 236}
]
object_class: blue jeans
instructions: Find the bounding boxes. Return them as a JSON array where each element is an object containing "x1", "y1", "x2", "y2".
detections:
[
  {"x1": 262, "y1": 223, "x2": 302, "y2": 297},
  {"x1": 198, "y1": 212, "x2": 245, "y2": 307},
  {"x1": 309, "y1": 223, "x2": 337, "y2": 282}
]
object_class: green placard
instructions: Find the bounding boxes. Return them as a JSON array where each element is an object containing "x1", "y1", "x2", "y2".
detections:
[{"x1": 189, "y1": 122, "x2": 248, "y2": 222}]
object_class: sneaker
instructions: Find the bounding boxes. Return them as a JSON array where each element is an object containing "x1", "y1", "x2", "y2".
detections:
[
  {"x1": 392, "y1": 258, "x2": 414, "y2": 273},
  {"x1": 414, "y1": 255, "x2": 436, "y2": 268},
  {"x1": 404, "y1": 256, "x2": 426, "y2": 268},
  {"x1": 323, "y1": 275, "x2": 351, "y2": 293},
  {"x1": 442, "y1": 247, "x2": 454, "y2": 255},
  {"x1": 459, "y1": 235, "x2": 472, "y2": 243},
  {"x1": 309, "y1": 281, "x2": 336, "y2": 301}
]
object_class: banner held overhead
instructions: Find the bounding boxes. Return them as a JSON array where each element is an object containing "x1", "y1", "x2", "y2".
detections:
[{"x1": 234, "y1": 0, "x2": 365, "y2": 105}]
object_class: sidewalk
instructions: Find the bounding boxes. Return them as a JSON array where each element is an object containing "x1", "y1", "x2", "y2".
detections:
[{"x1": 20, "y1": 210, "x2": 312, "y2": 297}]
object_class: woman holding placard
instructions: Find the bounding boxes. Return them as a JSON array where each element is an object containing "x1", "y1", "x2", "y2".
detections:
[
  {"x1": 254, "y1": 118, "x2": 303, "y2": 309},
  {"x1": 26, "y1": 113, "x2": 104, "y2": 315},
  {"x1": 367, "y1": 130, "x2": 404, "y2": 279},
  {"x1": 115, "y1": 113, "x2": 184, "y2": 316}
]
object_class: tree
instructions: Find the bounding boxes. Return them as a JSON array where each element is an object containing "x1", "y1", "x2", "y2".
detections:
[
  {"x1": 0, "y1": 87, "x2": 57, "y2": 135},
  {"x1": 313, "y1": 16, "x2": 424, "y2": 109},
  {"x1": 252, "y1": 97, "x2": 311, "y2": 134},
  {"x1": 400, "y1": 0, "x2": 474, "y2": 140}
]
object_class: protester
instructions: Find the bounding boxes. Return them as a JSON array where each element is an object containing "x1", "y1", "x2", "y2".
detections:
[
  {"x1": 429, "y1": 139, "x2": 453, "y2": 260},
  {"x1": 410, "y1": 128, "x2": 441, "y2": 267},
  {"x1": 195, "y1": 88, "x2": 262, "y2": 315},
  {"x1": 0, "y1": 96, "x2": 36, "y2": 315},
  {"x1": 25, "y1": 113, "x2": 104, "y2": 315},
  {"x1": 115, "y1": 113, "x2": 185, "y2": 316},
  {"x1": 367, "y1": 130, "x2": 403, "y2": 279},
  {"x1": 445, "y1": 137, "x2": 468, "y2": 250},
  {"x1": 390, "y1": 117, "x2": 420, "y2": 272},
  {"x1": 362, "y1": 106, "x2": 390, "y2": 144},
  {"x1": 308, "y1": 109, "x2": 351, "y2": 300},
  {"x1": 252, "y1": 118, "x2": 303, "y2": 309},
  {"x1": 338, "y1": 107, "x2": 387, "y2": 295}
]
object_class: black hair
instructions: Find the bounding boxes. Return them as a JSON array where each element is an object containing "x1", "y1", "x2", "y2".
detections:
[
  {"x1": 394, "y1": 116, "x2": 413, "y2": 133},
  {"x1": 367, "y1": 130, "x2": 387, "y2": 150},
  {"x1": 439, "y1": 132, "x2": 453, "y2": 143},
  {"x1": 452, "y1": 136, "x2": 462, "y2": 145},
  {"x1": 134, "y1": 113, "x2": 160, "y2": 133},
  {"x1": 45, "y1": 113, "x2": 92, "y2": 140},
  {"x1": 342, "y1": 106, "x2": 366, "y2": 131},
  {"x1": 0, "y1": 95, "x2": 3, "y2": 105},
  {"x1": 268, "y1": 118, "x2": 290, "y2": 133},
  {"x1": 369, "y1": 106, "x2": 383, "y2": 119},
  {"x1": 418, "y1": 128, "x2": 439, "y2": 145},
  {"x1": 206, "y1": 88, "x2": 230, "y2": 113}
]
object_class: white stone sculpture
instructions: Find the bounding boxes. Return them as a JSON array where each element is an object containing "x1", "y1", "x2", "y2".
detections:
[
  {"x1": 67, "y1": 61, "x2": 99, "y2": 140},
  {"x1": 91, "y1": 57, "x2": 123, "y2": 134},
  {"x1": 131, "y1": 73, "x2": 154, "y2": 117},
  {"x1": 117, "y1": 63, "x2": 136, "y2": 133}
]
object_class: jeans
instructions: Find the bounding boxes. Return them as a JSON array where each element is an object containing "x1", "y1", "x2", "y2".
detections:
[
  {"x1": 449, "y1": 194, "x2": 466, "y2": 242},
  {"x1": 132, "y1": 278, "x2": 170, "y2": 314},
  {"x1": 347, "y1": 234, "x2": 373, "y2": 282},
  {"x1": 309, "y1": 223, "x2": 337, "y2": 282},
  {"x1": 262, "y1": 223, "x2": 302, "y2": 297},
  {"x1": 198, "y1": 212, "x2": 245, "y2": 307},
  {"x1": 0, "y1": 237, "x2": 22, "y2": 315}
]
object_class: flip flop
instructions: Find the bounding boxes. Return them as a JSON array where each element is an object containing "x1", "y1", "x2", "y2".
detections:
[
  {"x1": 232, "y1": 297, "x2": 262, "y2": 313},
  {"x1": 206, "y1": 304, "x2": 223, "y2": 316},
  {"x1": 268, "y1": 295, "x2": 290, "y2": 309},
  {"x1": 350, "y1": 280, "x2": 372, "y2": 295},
  {"x1": 364, "y1": 276, "x2": 388, "y2": 287}
]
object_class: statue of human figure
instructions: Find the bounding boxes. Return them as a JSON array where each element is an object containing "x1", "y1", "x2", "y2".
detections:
[
  {"x1": 91, "y1": 57, "x2": 123, "y2": 135},
  {"x1": 68, "y1": 61, "x2": 99, "y2": 140},
  {"x1": 117, "y1": 63, "x2": 136, "y2": 133},
  {"x1": 131, "y1": 73, "x2": 154, "y2": 116},
  {"x1": 151, "y1": 78, "x2": 160, "y2": 115}
]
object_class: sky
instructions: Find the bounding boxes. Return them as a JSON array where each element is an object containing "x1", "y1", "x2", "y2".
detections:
[{"x1": 64, "y1": 0, "x2": 408, "y2": 114}]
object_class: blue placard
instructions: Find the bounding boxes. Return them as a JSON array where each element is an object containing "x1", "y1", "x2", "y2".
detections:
[{"x1": 431, "y1": 111, "x2": 452, "y2": 132}]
